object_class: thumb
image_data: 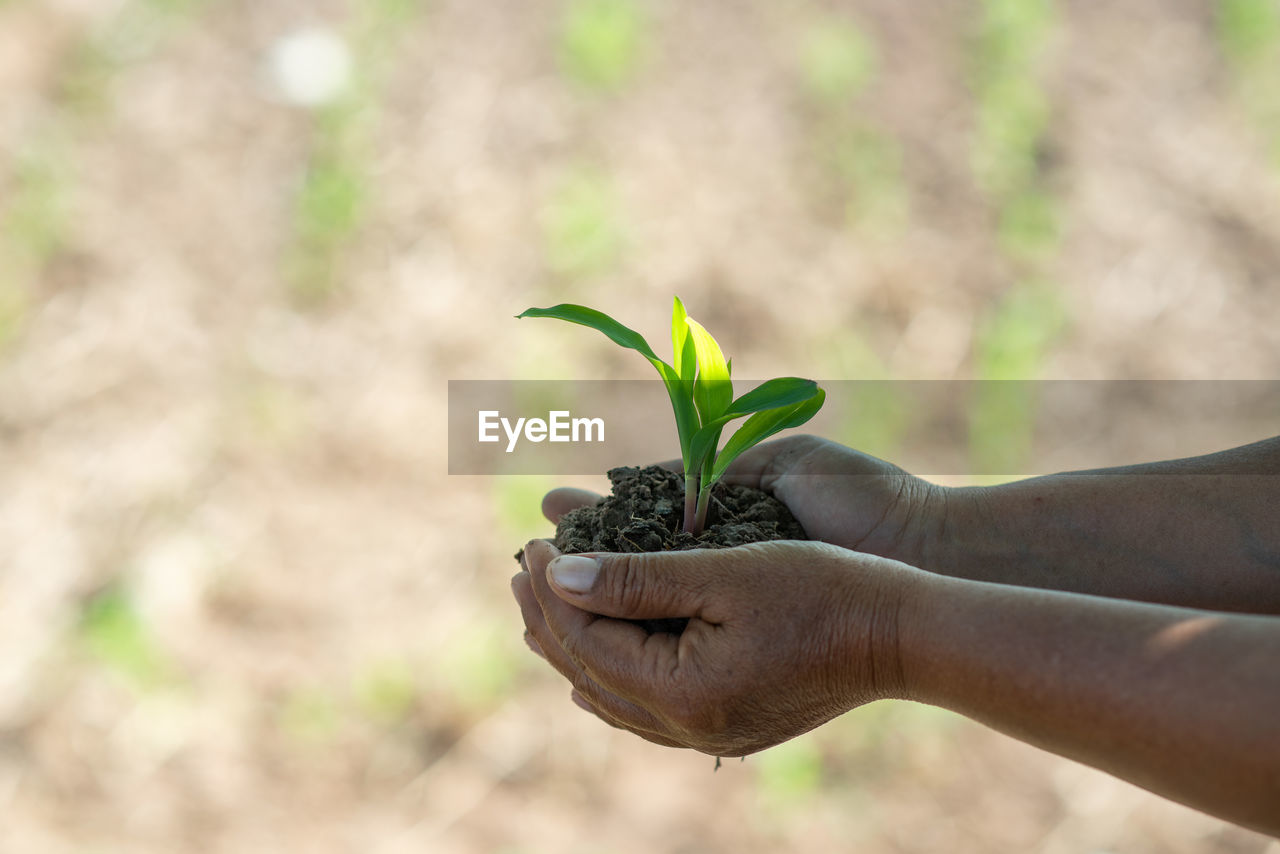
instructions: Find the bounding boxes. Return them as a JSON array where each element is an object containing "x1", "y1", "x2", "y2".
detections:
[{"x1": 546, "y1": 549, "x2": 729, "y2": 620}]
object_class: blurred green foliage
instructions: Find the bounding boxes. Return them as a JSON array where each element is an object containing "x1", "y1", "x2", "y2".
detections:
[
  {"x1": 495, "y1": 476, "x2": 558, "y2": 543},
  {"x1": 754, "y1": 736, "x2": 824, "y2": 809},
  {"x1": 1217, "y1": 0, "x2": 1280, "y2": 168},
  {"x1": 973, "y1": 283, "x2": 1066, "y2": 381},
  {"x1": 829, "y1": 701, "x2": 959, "y2": 757},
  {"x1": 0, "y1": 281, "x2": 26, "y2": 350},
  {"x1": 974, "y1": 0, "x2": 1055, "y2": 80},
  {"x1": 354, "y1": 660, "x2": 419, "y2": 726},
  {"x1": 56, "y1": 0, "x2": 210, "y2": 118},
  {"x1": 143, "y1": 0, "x2": 206, "y2": 15},
  {"x1": 824, "y1": 125, "x2": 909, "y2": 233},
  {"x1": 57, "y1": 36, "x2": 118, "y2": 117},
  {"x1": 0, "y1": 143, "x2": 70, "y2": 349},
  {"x1": 79, "y1": 584, "x2": 171, "y2": 688},
  {"x1": 837, "y1": 381, "x2": 908, "y2": 465},
  {"x1": 971, "y1": 0, "x2": 1055, "y2": 200},
  {"x1": 966, "y1": 0, "x2": 1067, "y2": 480},
  {"x1": 362, "y1": 0, "x2": 426, "y2": 31},
  {"x1": 433, "y1": 619, "x2": 522, "y2": 712},
  {"x1": 1218, "y1": 0, "x2": 1280, "y2": 65},
  {"x1": 796, "y1": 16, "x2": 907, "y2": 233},
  {"x1": 997, "y1": 187, "x2": 1060, "y2": 261},
  {"x1": 285, "y1": 2, "x2": 427, "y2": 303},
  {"x1": 5, "y1": 149, "x2": 69, "y2": 265},
  {"x1": 278, "y1": 687, "x2": 344, "y2": 743},
  {"x1": 289, "y1": 101, "x2": 370, "y2": 303},
  {"x1": 798, "y1": 21, "x2": 875, "y2": 105},
  {"x1": 969, "y1": 283, "x2": 1066, "y2": 475},
  {"x1": 541, "y1": 165, "x2": 625, "y2": 278},
  {"x1": 822, "y1": 336, "x2": 907, "y2": 464},
  {"x1": 558, "y1": 0, "x2": 646, "y2": 92},
  {"x1": 284, "y1": 659, "x2": 420, "y2": 740}
]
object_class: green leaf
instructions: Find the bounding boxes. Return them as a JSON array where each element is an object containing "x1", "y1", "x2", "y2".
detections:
[
  {"x1": 725, "y1": 377, "x2": 818, "y2": 416},
  {"x1": 710, "y1": 388, "x2": 825, "y2": 482},
  {"x1": 663, "y1": 375, "x2": 699, "y2": 463},
  {"x1": 686, "y1": 378, "x2": 821, "y2": 471},
  {"x1": 671, "y1": 296, "x2": 697, "y2": 382},
  {"x1": 518, "y1": 302, "x2": 699, "y2": 460},
  {"x1": 518, "y1": 304, "x2": 662, "y2": 363},
  {"x1": 685, "y1": 317, "x2": 733, "y2": 422}
]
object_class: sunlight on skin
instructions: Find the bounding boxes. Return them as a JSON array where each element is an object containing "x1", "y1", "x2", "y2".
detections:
[{"x1": 1145, "y1": 616, "x2": 1223, "y2": 659}]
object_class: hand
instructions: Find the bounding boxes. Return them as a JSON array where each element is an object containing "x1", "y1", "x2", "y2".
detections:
[
  {"x1": 511, "y1": 537, "x2": 921, "y2": 756},
  {"x1": 542, "y1": 434, "x2": 945, "y2": 566}
]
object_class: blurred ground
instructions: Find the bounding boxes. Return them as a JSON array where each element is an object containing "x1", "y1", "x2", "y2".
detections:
[{"x1": 1, "y1": 0, "x2": 1279, "y2": 852}]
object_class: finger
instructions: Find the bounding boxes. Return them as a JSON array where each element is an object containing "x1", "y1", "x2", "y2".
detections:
[
  {"x1": 516, "y1": 557, "x2": 607, "y2": 689},
  {"x1": 516, "y1": 562, "x2": 675, "y2": 736},
  {"x1": 568, "y1": 678, "x2": 679, "y2": 743},
  {"x1": 542, "y1": 488, "x2": 603, "y2": 524},
  {"x1": 542, "y1": 547, "x2": 732, "y2": 622},
  {"x1": 515, "y1": 566, "x2": 595, "y2": 687},
  {"x1": 513, "y1": 570, "x2": 553, "y2": 657},
  {"x1": 570, "y1": 690, "x2": 685, "y2": 749},
  {"x1": 524, "y1": 539, "x2": 693, "y2": 707},
  {"x1": 523, "y1": 629, "x2": 545, "y2": 660}
]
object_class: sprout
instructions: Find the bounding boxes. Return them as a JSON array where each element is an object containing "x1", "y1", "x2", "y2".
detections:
[{"x1": 517, "y1": 298, "x2": 825, "y2": 535}]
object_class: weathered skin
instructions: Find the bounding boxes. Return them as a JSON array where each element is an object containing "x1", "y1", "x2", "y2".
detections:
[{"x1": 512, "y1": 434, "x2": 1280, "y2": 836}]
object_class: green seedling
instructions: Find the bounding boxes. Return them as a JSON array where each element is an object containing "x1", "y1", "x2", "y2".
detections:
[{"x1": 517, "y1": 298, "x2": 825, "y2": 535}]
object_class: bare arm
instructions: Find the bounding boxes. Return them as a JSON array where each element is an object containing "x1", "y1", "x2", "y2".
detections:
[
  {"x1": 514, "y1": 539, "x2": 1280, "y2": 835},
  {"x1": 927, "y1": 436, "x2": 1280, "y2": 612},
  {"x1": 899, "y1": 572, "x2": 1280, "y2": 835},
  {"x1": 646, "y1": 434, "x2": 1280, "y2": 613}
]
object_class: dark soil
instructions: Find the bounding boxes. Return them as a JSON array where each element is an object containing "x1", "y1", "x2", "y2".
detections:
[
  {"x1": 520, "y1": 465, "x2": 808, "y2": 635},
  {"x1": 555, "y1": 465, "x2": 808, "y2": 553}
]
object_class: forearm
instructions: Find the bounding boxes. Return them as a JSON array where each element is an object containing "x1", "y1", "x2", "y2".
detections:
[
  {"x1": 921, "y1": 437, "x2": 1280, "y2": 613},
  {"x1": 896, "y1": 572, "x2": 1280, "y2": 835}
]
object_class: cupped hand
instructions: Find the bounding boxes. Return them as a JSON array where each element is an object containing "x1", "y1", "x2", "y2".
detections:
[
  {"x1": 511, "y1": 537, "x2": 922, "y2": 757},
  {"x1": 542, "y1": 434, "x2": 944, "y2": 566}
]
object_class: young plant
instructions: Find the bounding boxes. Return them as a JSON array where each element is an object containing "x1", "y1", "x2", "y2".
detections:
[{"x1": 517, "y1": 298, "x2": 825, "y2": 535}]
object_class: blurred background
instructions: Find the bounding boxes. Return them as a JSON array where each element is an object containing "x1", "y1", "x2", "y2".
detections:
[{"x1": 2, "y1": 0, "x2": 1279, "y2": 851}]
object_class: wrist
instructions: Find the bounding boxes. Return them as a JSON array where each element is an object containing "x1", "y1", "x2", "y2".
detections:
[
  {"x1": 891, "y1": 569, "x2": 970, "y2": 706},
  {"x1": 856, "y1": 476, "x2": 951, "y2": 569},
  {"x1": 913, "y1": 482, "x2": 1008, "y2": 579},
  {"x1": 841, "y1": 552, "x2": 937, "y2": 703}
]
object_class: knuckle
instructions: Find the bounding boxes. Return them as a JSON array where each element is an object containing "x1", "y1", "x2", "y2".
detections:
[{"x1": 605, "y1": 554, "x2": 655, "y2": 614}]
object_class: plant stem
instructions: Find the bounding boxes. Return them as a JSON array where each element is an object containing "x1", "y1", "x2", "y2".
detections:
[
  {"x1": 693, "y1": 484, "x2": 712, "y2": 534},
  {"x1": 683, "y1": 471, "x2": 699, "y2": 533}
]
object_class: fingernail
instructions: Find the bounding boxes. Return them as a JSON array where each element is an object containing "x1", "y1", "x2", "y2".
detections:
[{"x1": 548, "y1": 555, "x2": 599, "y2": 593}]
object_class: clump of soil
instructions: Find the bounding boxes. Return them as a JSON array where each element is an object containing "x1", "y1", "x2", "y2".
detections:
[
  {"x1": 544, "y1": 465, "x2": 808, "y2": 635},
  {"x1": 555, "y1": 465, "x2": 808, "y2": 554}
]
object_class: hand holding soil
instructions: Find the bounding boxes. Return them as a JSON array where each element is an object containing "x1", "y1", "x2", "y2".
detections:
[
  {"x1": 514, "y1": 434, "x2": 1280, "y2": 835},
  {"x1": 512, "y1": 537, "x2": 920, "y2": 757},
  {"x1": 543, "y1": 434, "x2": 942, "y2": 562}
]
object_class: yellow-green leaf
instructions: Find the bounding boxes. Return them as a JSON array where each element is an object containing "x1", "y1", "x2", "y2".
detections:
[
  {"x1": 685, "y1": 317, "x2": 732, "y2": 422},
  {"x1": 671, "y1": 296, "x2": 697, "y2": 382},
  {"x1": 518, "y1": 302, "x2": 699, "y2": 458}
]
